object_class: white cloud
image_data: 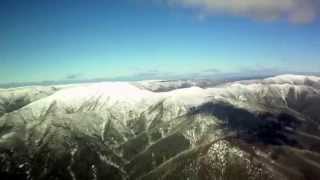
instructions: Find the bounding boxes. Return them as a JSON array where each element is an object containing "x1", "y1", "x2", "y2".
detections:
[{"x1": 165, "y1": 0, "x2": 319, "y2": 23}]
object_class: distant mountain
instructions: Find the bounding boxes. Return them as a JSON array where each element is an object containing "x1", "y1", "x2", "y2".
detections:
[{"x1": 0, "y1": 74, "x2": 320, "y2": 180}]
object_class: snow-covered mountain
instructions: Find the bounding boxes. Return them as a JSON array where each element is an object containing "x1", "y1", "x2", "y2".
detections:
[{"x1": 0, "y1": 74, "x2": 320, "y2": 180}]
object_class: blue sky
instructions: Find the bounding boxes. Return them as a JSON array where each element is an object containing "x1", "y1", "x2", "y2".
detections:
[{"x1": 0, "y1": 0, "x2": 319, "y2": 83}]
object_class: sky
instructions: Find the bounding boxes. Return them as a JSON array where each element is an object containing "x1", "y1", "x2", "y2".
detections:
[{"x1": 0, "y1": 0, "x2": 320, "y2": 84}]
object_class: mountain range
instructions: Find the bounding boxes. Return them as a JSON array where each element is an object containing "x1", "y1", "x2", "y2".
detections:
[{"x1": 0, "y1": 74, "x2": 320, "y2": 180}]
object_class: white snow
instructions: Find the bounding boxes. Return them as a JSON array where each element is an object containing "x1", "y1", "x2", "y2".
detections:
[
  {"x1": 1, "y1": 74, "x2": 319, "y2": 120},
  {"x1": 264, "y1": 74, "x2": 320, "y2": 85}
]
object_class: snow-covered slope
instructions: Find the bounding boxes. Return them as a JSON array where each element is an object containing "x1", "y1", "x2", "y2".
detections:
[
  {"x1": 0, "y1": 86, "x2": 60, "y2": 117},
  {"x1": 0, "y1": 74, "x2": 320, "y2": 180},
  {"x1": 238, "y1": 74, "x2": 320, "y2": 88}
]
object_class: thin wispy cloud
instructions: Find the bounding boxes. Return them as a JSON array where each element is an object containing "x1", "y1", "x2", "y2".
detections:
[
  {"x1": 165, "y1": 0, "x2": 319, "y2": 23},
  {"x1": 65, "y1": 73, "x2": 84, "y2": 80},
  {"x1": 203, "y1": 68, "x2": 221, "y2": 73}
]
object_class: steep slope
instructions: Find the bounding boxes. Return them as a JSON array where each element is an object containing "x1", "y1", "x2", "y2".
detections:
[
  {"x1": 0, "y1": 86, "x2": 61, "y2": 117},
  {"x1": 0, "y1": 75, "x2": 320, "y2": 180}
]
